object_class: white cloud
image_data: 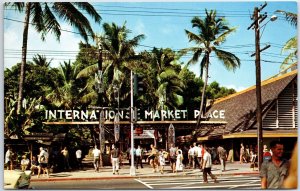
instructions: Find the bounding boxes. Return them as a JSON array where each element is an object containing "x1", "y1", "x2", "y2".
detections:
[
  {"x1": 4, "y1": 19, "x2": 82, "y2": 69},
  {"x1": 224, "y1": 84, "x2": 246, "y2": 92}
]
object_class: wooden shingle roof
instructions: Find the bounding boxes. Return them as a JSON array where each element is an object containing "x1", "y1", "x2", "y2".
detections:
[{"x1": 200, "y1": 70, "x2": 297, "y2": 137}]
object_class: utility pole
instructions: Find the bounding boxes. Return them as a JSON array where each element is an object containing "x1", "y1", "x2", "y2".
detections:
[
  {"x1": 247, "y1": 2, "x2": 269, "y2": 170},
  {"x1": 96, "y1": 42, "x2": 104, "y2": 168}
]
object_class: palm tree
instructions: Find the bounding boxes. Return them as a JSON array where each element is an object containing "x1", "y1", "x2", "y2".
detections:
[
  {"x1": 46, "y1": 60, "x2": 81, "y2": 110},
  {"x1": 77, "y1": 22, "x2": 145, "y2": 106},
  {"x1": 5, "y1": 2, "x2": 101, "y2": 114},
  {"x1": 32, "y1": 54, "x2": 52, "y2": 68},
  {"x1": 181, "y1": 9, "x2": 240, "y2": 126},
  {"x1": 276, "y1": 10, "x2": 297, "y2": 71},
  {"x1": 148, "y1": 48, "x2": 184, "y2": 110}
]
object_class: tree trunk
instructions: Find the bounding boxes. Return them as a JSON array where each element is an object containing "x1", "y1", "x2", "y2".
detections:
[
  {"x1": 17, "y1": 2, "x2": 31, "y2": 114},
  {"x1": 197, "y1": 54, "x2": 209, "y2": 127}
]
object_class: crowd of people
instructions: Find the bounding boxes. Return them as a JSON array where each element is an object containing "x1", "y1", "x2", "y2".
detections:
[{"x1": 4, "y1": 140, "x2": 297, "y2": 188}]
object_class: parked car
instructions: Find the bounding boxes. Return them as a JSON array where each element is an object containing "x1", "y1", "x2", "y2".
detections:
[{"x1": 4, "y1": 170, "x2": 31, "y2": 189}]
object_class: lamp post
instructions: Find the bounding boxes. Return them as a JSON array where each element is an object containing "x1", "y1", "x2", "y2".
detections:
[
  {"x1": 248, "y1": 2, "x2": 277, "y2": 170},
  {"x1": 130, "y1": 70, "x2": 136, "y2": 176}
]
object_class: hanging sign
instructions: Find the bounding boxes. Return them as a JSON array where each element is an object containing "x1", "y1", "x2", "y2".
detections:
[{"x1": 168, "y1": 123, "x2": 175, "y2": 148}]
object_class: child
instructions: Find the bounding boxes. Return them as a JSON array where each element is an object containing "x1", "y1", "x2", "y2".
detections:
[{"x1": 159, "y1": 151, "x2": 166, "y2": 174}]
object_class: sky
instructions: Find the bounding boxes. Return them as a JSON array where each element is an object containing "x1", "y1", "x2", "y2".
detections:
[{"x1": 3, "y1": 0, "x2": 298, "y2": 92}]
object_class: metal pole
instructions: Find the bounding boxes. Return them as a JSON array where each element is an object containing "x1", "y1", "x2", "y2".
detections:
[
  {"x1": 254, "y1": 7, "x2": 263, "y2": 170},
  {"x1": 130, "y1": 70, "x2": 136, "y2": 176}
]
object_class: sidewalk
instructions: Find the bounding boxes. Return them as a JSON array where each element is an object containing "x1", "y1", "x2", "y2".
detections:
[{"x1": 31, "y1": 162, "x2": 259, "y2": 182}]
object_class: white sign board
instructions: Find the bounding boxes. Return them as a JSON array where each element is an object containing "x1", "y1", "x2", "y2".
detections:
[{"x1": 134, "y1": 130, "x2": 155, "y2": 139}]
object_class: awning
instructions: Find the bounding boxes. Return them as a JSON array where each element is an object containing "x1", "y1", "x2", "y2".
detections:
[
  {"x1": 197, "y1": 130, "x2": 298, "y2": 141},
  {"x1": 223, "y1": 131, "x2": 298, "y2": 139}
]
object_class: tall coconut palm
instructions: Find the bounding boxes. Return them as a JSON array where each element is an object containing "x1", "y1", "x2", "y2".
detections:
[
  {"x1": 149, "y1": 48, "x2": 184, "y2": 110},
  {"x1": 46, "y1": 60, "x2": 81, "y2": 110},
  {"x1": 77, "y1": 22, "x2": 145, "y2": 106},
  {"x1": 276, "y1": 10, "x2": 297, "y2": 71},
  {"x1": 181, "y1": 9, "x2": 240, "y2": 126},
  {"x1": 5, "y1": 2, "x2": 101, "y2": 114}
]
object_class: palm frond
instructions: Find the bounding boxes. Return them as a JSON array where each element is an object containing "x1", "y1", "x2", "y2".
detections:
[
  {"x1": 214, "y1": 48, "x2": 241, "y2": 71},
  {"x1": 276, "y1": 10, "x2": 297, "y2": 27}
]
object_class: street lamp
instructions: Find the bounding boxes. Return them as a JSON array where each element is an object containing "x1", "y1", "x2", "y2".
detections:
[
  {"x1": 248, "y1": 3, "x2": 277, "y2": 170},
  {"x1": 130, "y1": 71, "x2": 136, "y2": 176}
]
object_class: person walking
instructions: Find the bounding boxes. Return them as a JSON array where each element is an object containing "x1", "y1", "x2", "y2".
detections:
[
  {"x1": 202, "y1": 146, "x2": 218, "y2": 183},
  {"x1": 197, "y1": 144, "x2": 203, "y2": 170},
  {"x1": 158, "y1": 150, "x2": 166, "y2": 174},
  {"x1": 61, "y1": 147, "x2": 71, "y2": 170},
  {"x1": 217, "y1": 146, "x2": 227, "y2": 172},
  {"x1": 260, "y1": 140, "x2": 290, "y2": 189},
  {"x1": 240, "y1": 143, "x2": 246, "y2": 163},
  {"x1": 76, "y1": 148, "x2": 83, "y2": 170},
  {"x1": 169, "y1": 144, "x2": 177, "y2": 173},
  {"x1": 38, "y1": 147, "x2": 49, "y2": 178},
  {"x1": 111, "y1": 144, "x2": 120, "y2": 175},
  {"x1": 148, "y1": 144, "x2": 159, "y2": 173},
  {"x1": 188, "y1": 145, "x2": 194, "y2": 169},
  {"x1": 135, "y1": 145, "x2": 143, "y2": 169},
  {"x1": 175, "y1": 149, "x2": 184, "y2": 173},
  {"x1": 192, "y1": 142, "x2": 200, "y2": 169},
  {"x1": 5, "y1": 147, "x2": 13, "y2": 170},
  {"x1": 92, "y1": 145, "x2": 101, "y2": 172}
]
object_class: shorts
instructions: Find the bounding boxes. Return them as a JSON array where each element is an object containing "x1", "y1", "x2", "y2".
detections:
[
  {"x1": 148, "y1": 155, "x2": 155, "y2": 160},
  {"x1": 40, "y1": 163, "x2": 47, "y2": 168},
  {"x1": 170, "y1": 157, "x2": 176, "y2": 163}
]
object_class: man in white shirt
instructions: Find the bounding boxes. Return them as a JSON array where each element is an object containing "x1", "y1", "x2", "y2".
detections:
[
  {"x1": 188, "y1": 145, "x2": 194, "y2": 169},
  {"x1": 76, "y1": 148, "x2": 82, "y2": 170},
  {"x1": 135, "y1": 145, "x2": 143, "y2": 169},
  {"x1": 202, "y1": 146, "x2": 218, "y2": 183},
  {"x1": 92, "y1": 145, "x2": 101, "y2": 172},
  {"x1": 192, "y1": 142, "x2": 200, "y2": 169}
]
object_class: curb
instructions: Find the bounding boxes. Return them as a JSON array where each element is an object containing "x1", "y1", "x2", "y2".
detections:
[{"x1": 30, "y1": 171, "x2": 259, "y2": 182}]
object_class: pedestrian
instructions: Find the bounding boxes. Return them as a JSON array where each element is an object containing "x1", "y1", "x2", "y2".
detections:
[
  {"x1": 188, "y1": 145, "x2": 194, "y2": 169},
  {"x1": 38, "y1": 147, "x2": 49, "y2": 178},
  {"x1": 92, "y1": 145, "x2": 101, "y2": 172},
  {"x1": 158, "y1": 150, "x2": 166, "y2": 174},
  {"x1": 30, "y1": 156, "x2": 40, "y2": 175},
  {"x1": 192, "y1": 142, "x2": 200, "y2": 169},
  {"x1": 240, "y1": 143, "x2": 246, "y2": 163},
  {"x1": 202, "y1": 146, "x2": 218, "y2": 183},
  {"x1": 169, "y1": 143, "x2": 177, "y2": 173},
  {"x1": 21, "y1": 155, "x2": 30, "y2": 171},
  {"x1": 5, "y1": 147, "x2": 13, "y2": 170},
  {"x1": 76, "y1": 148, "x2": 83, "y2": 170},
  {"x1": 61, "y1": 147, "x2": 71, "y2": 170},
  {"x1": 197, "y1": 144, "x2": 203, "y2": 170},
  {"x1": 148, "y1": 144, "x2": 159, "y2": 173},
  {"x1": 135, "y1": 145, "x2": 143, "y2": 169},
  {"x1": 175, "y1": 149, "x2": 184, "y2": 173},
  {"x1": 111, "y1": 144, "x2": 120, "y2": 175},
  {"x1": 260, "y1": 140, "x2": 289, "y2": 189},
  {"x1": 217, "y1": 146, "x2": 227, "y2": 172}
]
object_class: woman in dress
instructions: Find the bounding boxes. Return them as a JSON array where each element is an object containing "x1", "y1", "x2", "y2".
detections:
[
  {"x1": 175, "y1": 149, "x2": 184, "y2": 173},
  {"x1": 158, "y1": 150, "x2": 166, "y2": 174}
]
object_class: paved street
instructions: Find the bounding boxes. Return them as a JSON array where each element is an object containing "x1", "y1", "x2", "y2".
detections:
[
  {"x1": 30, "y1": 174, "x2": 260, "y2": 189},
  {"x1": 25, "y1": 162, "x2": 261, "y2": 189},
  {"x1": 137, "y1": 175, "x2": 260, "y2": 189}
]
